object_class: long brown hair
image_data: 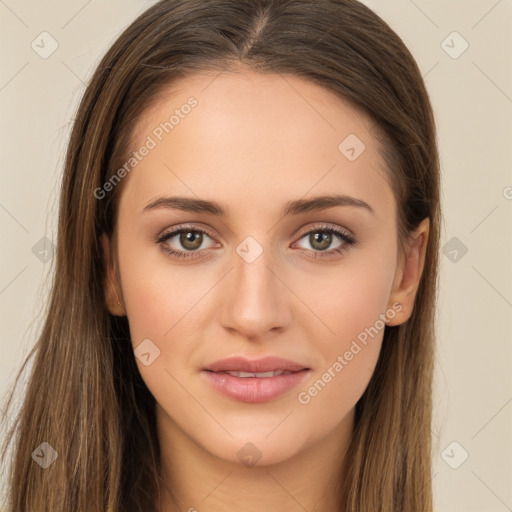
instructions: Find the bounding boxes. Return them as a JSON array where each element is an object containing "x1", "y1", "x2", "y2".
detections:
[{"x1": 1, "y1": 0, "x2": 440, "y2": 510}]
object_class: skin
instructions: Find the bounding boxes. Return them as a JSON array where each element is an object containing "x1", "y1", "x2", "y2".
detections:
[{"x1": 101, "y1": 68, "x2": 429, "y2": 512}]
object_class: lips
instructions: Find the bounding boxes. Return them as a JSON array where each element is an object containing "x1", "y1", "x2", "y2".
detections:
[
  {"x1": 203, "y1": 356, "x2": 309, "y2": 374},
  {"x1": 223, "y1": 370, "x2": 293, "y2": 378},
  {"x1": 202, "y1": 356, "x2": 311, "y2": 403}
]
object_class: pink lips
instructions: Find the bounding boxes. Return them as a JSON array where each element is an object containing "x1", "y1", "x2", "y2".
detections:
[{"x1": 202, "y1": 356, "x2": 310, "y2": 403}]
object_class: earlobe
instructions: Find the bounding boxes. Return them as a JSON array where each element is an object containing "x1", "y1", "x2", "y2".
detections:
[
  {"x1": 100, "y1": 233, "x2": 126, "y2": 316},
  {"x1": 386, "y1": 218, "x2": 430, "y2": 326}
]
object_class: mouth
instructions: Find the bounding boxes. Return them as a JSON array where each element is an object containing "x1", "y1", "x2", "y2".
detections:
[
  {"x1": 214, "y1": 369, "x2": 298, "y2": 378},
  {"x1": 202, "y1": 356, "x2": 311, "y2": 403}
]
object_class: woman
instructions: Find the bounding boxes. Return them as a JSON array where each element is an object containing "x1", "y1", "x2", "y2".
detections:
[{"x1": 1, "y1": 0, "x2": 440, "y2": 510}]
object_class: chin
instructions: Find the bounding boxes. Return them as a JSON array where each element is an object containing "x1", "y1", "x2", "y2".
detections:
[{"x1": 204, "y1": 431, "x2": 307, "y2": 468}]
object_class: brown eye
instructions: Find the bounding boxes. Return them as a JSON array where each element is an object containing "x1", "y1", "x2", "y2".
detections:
[
  {"x1": 157, "y1": 226, "x2": 217, "y2": 260},
  {"x1": 308, "y1": 231, "x2": 333, "y2": 251},
  {"x1": 178, "y1": 231, "x2": 204, "y2": 251},
  {"x1": 293, "y1": 225, "x2": 356, "y2": 259},
  {"x1": 157, "y1": 223, "x2": 356, "y2": 261}
]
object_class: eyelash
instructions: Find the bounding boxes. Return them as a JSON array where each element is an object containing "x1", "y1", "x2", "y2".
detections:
[{"x1": 156, "y1": 224, "x2": 356, "y2": 261}]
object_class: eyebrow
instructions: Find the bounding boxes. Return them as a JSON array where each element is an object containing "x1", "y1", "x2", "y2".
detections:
[{"x1": 143, "y1": 194, "x2": 375, "y2": 217}]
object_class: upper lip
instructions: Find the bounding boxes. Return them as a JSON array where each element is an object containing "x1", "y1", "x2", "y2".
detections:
[{"x1": 203, "y1": 356, "x2": 309, "y2": 373}]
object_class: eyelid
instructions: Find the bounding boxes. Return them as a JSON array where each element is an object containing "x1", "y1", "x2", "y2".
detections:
[
  {"x1": 158, "y1": 222, "x2": 354, "y2": 242},
  {"x1": 157, "y1": 222, "x2": 356, "y2": 260},
  {"x1": 295, "y1": 222, "x2": 354, "y2": 240},
  {"x1": 157, "y1": 223, "x2": 217, "y2": 242}
]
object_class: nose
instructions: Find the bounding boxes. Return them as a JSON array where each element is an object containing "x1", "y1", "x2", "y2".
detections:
[{"x1": 218, "y1": 240, "x2": 292, "y2": 341}]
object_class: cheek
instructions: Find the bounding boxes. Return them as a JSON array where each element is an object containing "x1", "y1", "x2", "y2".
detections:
[
  {"x1": 300, "y1": 241, "x2": 396, "y2": 350},
  {"x1": 115, "y1": 231, "x2": 211, "y2": 404},
  {"x1": 294, "y1": 245, "x2": 396, "y2": 410},
  {"x1": 118, "y1": 251, "x2": 207, "y2": 410},
  {"x1": 118, "y1": 230, "x2": 206, "y2": 343}
]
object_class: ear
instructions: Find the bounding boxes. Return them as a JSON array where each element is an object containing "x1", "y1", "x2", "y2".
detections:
[
  {"x1": 386, "y1": 217, "x2": 430, "y2": 326},
  {"x1": 100, "y1": 233, "x2": 126, "y2": 316}
]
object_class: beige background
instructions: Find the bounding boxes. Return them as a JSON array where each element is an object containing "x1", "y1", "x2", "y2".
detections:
[{"x1": 1, "y1": 1, "x2": 511, "y2": 510}]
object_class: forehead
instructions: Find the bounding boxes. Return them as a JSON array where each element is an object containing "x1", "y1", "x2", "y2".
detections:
[{"x1": 119, "y1": 70, "x2": 395, "y2": 222}]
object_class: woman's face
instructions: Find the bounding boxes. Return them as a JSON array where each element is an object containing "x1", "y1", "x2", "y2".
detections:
[{"x1": 102, "y1": 69, "x2": 427, "y2": 467}]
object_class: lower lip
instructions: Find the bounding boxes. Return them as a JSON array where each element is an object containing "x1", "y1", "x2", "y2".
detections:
[{"x1": 202, "y1": 370, "x2": 310, "y2": 403}]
